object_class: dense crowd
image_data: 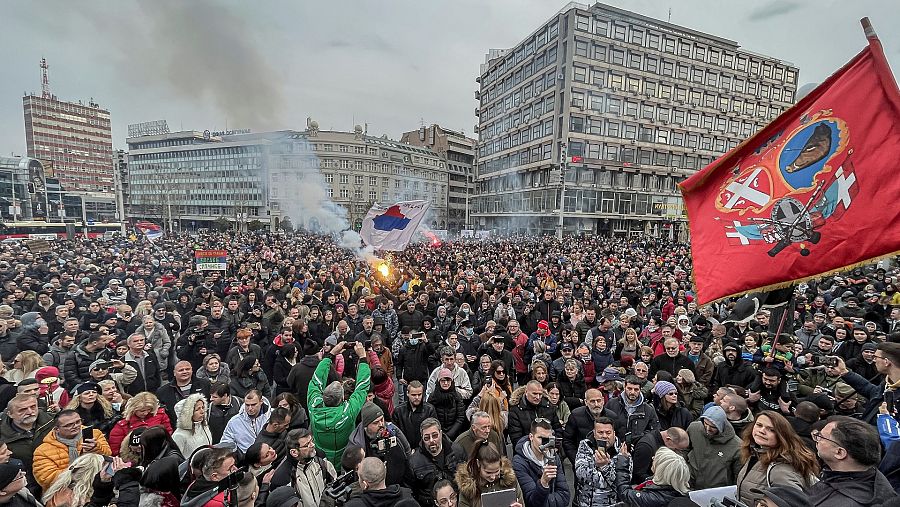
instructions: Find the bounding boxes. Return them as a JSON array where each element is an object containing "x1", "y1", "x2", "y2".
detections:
[{"x1": 0, "y1": 230, "x2": 895, "y2": 507}]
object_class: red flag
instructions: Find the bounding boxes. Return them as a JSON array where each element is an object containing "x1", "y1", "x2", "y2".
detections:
[{"x1": 680, "y1": 21, "x2": 900, "y2": 304}]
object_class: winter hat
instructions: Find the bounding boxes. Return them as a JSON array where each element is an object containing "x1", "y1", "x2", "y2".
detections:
[
  {"x1": 19, "y1": 312, "x2": 42, "y2": 331},
  {"x1": 75, "y1": 382, "x2": 101, "y2": 395},
  {"x1": 599, "y1": 366, "x2": 623, "y2": 383},
  {"x1": 0, "y1": 463, "x2": 22, "y2": 490},
  {"x1": 689, "y1": 334, "x2": 705, "y2": 343},
  {"x1": 438, "y1": 368, "x2": 453, "y2": 379},
  {"x1": 128, "y1": 427, "x2": 146, "y2": 447},
  {"x1": 35, "y1": 366, "x2": 60, "y2": 384},
  {"x1": 619, "y1": 356, "x2": 634, "y2": 370},
  {"x1": 360, "y1": 402, "x2": 384, "y2": 427},
  {"x1": 89, "y1": 359, "x2": 110, "y2": 371},
  {"x1": 653, "y1": 381, "x2": 677, "y2": 398},
  {"x1": 749, "y1": 486, "x2": 812, "y2": 507},
  {"x1": 0, "y1": 305, "x2": 13, "y2": 318},
  {"x1": 266, "y1": 485, "x2": 301, "y2": 507},
  {"x1": 699, "y1": 405, "x2": 728, "y2": 434},
  {"x1": 537, "y1": 320, "x2": 550, "y2": 331},
  {"x1": 623, "y1": 308, "x2": 638, "y2": 318},
  {"x1": 862, "y1": 343, "x2": 878, "y2": 352},
  {"x1": 775, "y1": 333, "x2": 794, "y2": 346},
  {"x1": 723, "y1": 341, "x2": 740, "y2": 352},
  {"x1": 677, "y1": 368, "x2": 695, "y2": 384}
]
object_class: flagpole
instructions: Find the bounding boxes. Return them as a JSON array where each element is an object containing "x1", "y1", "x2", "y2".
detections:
[{"x1": 860, "y1": 17, "x2": 900, "y2": 113}]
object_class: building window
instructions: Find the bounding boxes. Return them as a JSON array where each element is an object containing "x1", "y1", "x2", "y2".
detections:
[
  {"x1": 610, "y1": 49, "x2": 625, "y2": 66},
  {"x1": 355, "y1": 175, "x2": 363, "y2": 185},
  {"x1": 573, "y1": 66, "x2": 587, "y2": 82},
  {"x1": 369, "y1": 190, "x2": 377, "y2": 201},
  {"x1": 575, "y1": 40, "x2": 589, "y2": 57},
  {"x1": 575, "y1": 15, "x2": 590, "y2": 32},
  {"x1": 613, "y1": 24, "x2": 626, "y2": 40},
  {"x1": 340, "y1": 174, "x2": 348, "y2": 184},
  {"x1": 340, "y1": 188, "x2": 348, "y2": 199},
  {"x1": 324, "y1": 173, "x2": 333, "y2": 183}
]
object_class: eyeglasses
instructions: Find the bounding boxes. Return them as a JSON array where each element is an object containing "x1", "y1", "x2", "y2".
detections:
[
  {"x1": 494, "y1": 369, "x2": 505, "y2": 374},
  {"x1": 873, "y1": 355, "x2": 888, "y2": 361},
  {"x1": 436, "y1": 493, "x2": 458, "y2": 507},
  {"x1": 811, "y1": 430, "x2": 843, "y2": 447}
]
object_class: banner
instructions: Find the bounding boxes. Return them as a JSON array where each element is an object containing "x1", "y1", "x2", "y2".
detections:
[
  {"x1": 135, "y1": 221, "x2": 163, "y2": 241},
  {"x1": 680, "y1": 26, "x2": 900, "y2": 304},
  {"x1": 359, "y1": 200, "x2": 430, "y2": 251},
  {"x1": 195, "y1": 249, "x2": 228, "y2": 271}
]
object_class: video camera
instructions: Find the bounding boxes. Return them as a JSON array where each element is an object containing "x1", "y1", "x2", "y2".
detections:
[
  {"x1": 711, "y1": 497, "x2": 749, "y2": 507},
  {"x1": 370, "y1": 432, "x2": 398, "y2": 461},
  {"x1": 539, "y1": 435, "x2": 558, "y2": 461},
  {"x1": 324, "y1": 470, "x2": 357, "y2": 506}
]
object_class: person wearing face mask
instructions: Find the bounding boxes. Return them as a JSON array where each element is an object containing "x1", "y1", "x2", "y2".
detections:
[
  {"x1": 397, "y1": 331, "x2": 436, "y2": 402},
  {"x1": 686, "y1": 405, "x2": 742, "y2": 490}
]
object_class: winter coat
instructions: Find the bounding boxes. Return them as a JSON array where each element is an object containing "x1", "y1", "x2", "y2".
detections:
[
  {"x1": 33, "y1": 427, "x2": 111, "y2": 489},
  {"x1": 563, "y1": 406, "x2": 622, "y2": 466},
  {"x1": 348, "y1": 422, "x2": 412, "y2": 487},
  {"x1": 208, "y1": 397, "x2": 240, "y2": 444},
  {"x1": 507, "y1": 391, "x2": 561, "y2": 446},
  {"x1": 396, "y1": 340, "x2": 436, "y2": 382},
  {"x1": 157, "y1": 377, "x2": 211, "y2": 426},
  {"x1": 653, "y1": 399, "x2": 692, "y2": 431},
  {"x1": 272, "y1": 354, "x2": 295, "y2": 394},
  {"x1": 15, "y1": 328, "x2": 49, "y2": 355},
  {"x1": 344, "y1": 485, "x2": 417, "y2": 507},
  {"x1": 454, "y1": 428, "x2": 505, "y2": 460},
  {"x1": 225, "y1": 344, "x2": 263, "y2": 373},
  {"x1": 393, "y1": 401, "x2": 438, "y2": 449},
  {"x1": 308, "y1": 356, "x2": 371, "y2": 468},
  {"x1": 63, "y1": 341, "x2": 113, "y2": 388},
  {"x1": 141, "y1": 443, "x2": 185, "y2": 501},
  {"x1": 229, "y1": 371, "x2": 272, "y2": 401},
  {"x1": 575, "y1": 438, "x2": 619, "y2": 507},
  {"x1": 736, "y1": 455, "x2": 816, "y2": 505},
  {"x1": 0, "y1": 410, "x2": 54, "y2": 474},
  {"x1": 605, "y1": 393, "x2": 660, "y2": 445},
  {"x1": 648, "y1": 353, "x2": 695, "y2": 379},
  {"x1": 613, "y1": 454, "x2": 686, "y2": 507},
  {"x1": 194, "y1": 362, "x2": 230, "y2": 385},
  {"x1": 678, "y1": 382, "x2": 709, "y2": 419},
  {"x1": 409, "y1": 436, "x2": 468, "y2": 507},
  {"x1": 220, "y1": 396, "x2": 272, "y2": 452},
  {"x1": 136, "y1": 323, "x2": 171, "y2": 370},
  {"x1": 292, "y1": 454, "x2": 338, "y2": 507},
  {"x1": 122, "y1": 349, "x2": 162, "y2": 395},
  {"x1": 42, "y1": 343, "x2": 75, "y2": 388},
  {"x1": 807, "y1": 468, "x2": 897, "y2": 507},
  {"x1": 171, "y1": 393, "x2": 213, "y2": 458},
  {"x1": 512, "y1": 436, "x2": 571, "y2": 507},
  {"x1": 686, "y1": 418, "x2": 742, "y2": 489},
  {"x1": 455, "y1": 456, "x2": 522, "y2": 507},
  {"x1": 108, "y1": 406, "x2": 172, "y2": 455},
  {"x1": 286, "y1": 354, "x2": 338, "y2": 410},
  {"x1": 428, "y1": 386, "x2": 467, "y2": 440},
  {"x1": 556, "y1": 372, "x2": 587, "y2": 410},
  {"x1": 73, "y1": 402, "x2": 119, "y2": 436},
  {"x1": 712, "y1": 357, "x2": 757, "y2": 392}
]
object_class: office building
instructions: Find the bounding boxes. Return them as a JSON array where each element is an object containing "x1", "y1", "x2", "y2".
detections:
[
  {"x1": 23, "y1": 60, "x2": 114, "y2": 192},
  {"x1": 400, "y1": 124, "x2": 476, "y2": 232},
  {"x1": 126, "y1": 123, "x2": 451, "y2": 232},
  {"x1": 472, "y1": 2, "x2": 798, "y2": 237}
]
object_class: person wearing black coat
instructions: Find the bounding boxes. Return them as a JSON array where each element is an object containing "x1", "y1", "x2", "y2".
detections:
[
  {"x1": 175, "y1": 321, "x2": 217, "y2": 371},
  {"x1": 0, "y1": 322, "x2": 19, "y2": 363},
  {"x1": 507, "y1": 382, "x2": 562, "y2": 447},
  {"x1": 427, "y1": 374, "x2": 467, "y2": 440},
  {"x1": 556, "y1": 367, "x2": 587, "y2": 410},
  {"x1": 612, "y1": 448, "x2": 689, "y2": 507},
  {"x1": 208, "y1": 384, "x2": 240, "y2": 444},
  {"x1": 14, "y1": 312, "x2": 49, "y2": 355},
  {"x1": 393, "y1": 382, "x2": 438, "y2": 449},
  {"x1": 562, "y1": 390, "x2": 622, "y2": 466},
  {"x1": 63, "y1": 332, "x2": 114, "y2": 388},
  {"x1": 408, "y1": 423, "x2": 468, "y2": 507},
  {"x1": 712, "y1": 342, "x2": 758, "y2": 391},
  {"x1": 122, "y1": 334, "x2": 162, "y2": 396},
  {"x1": 286, "y1": 342, "x2": 338, "y2": 410},
  {"x1": 396, "y1": 334, "x2": 437, "y2": 387},
  {"x1": 156, "y1": 361, "x2": 211, "y2": 426}
]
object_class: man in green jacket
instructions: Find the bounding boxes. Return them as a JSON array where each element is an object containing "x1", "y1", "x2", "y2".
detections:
[{"x1": 307, "y1": 341, "x2": 371, "y2": 468}]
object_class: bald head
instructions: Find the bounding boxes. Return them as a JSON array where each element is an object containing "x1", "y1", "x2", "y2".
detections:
[
  {"x1": 173, "y1": 360, "x2": 193, "y2": 384},
  {"x1": 358, "y1": 457, "x2": 386, "y2": 490}
]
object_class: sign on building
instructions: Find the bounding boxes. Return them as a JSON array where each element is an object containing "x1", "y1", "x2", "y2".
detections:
[{"x1": 195, "y1": 249, "x2": 228, "y2": 271}]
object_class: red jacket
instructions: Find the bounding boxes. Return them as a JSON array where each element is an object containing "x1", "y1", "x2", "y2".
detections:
[
  {"x1": 512, "y1": 331, "x2": 529, "y2": 374},
  {"x1": 108, "y1": 407, "x2": 173, "y2": 455}
]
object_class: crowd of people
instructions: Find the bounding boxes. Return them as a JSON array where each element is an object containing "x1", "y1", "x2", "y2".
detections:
[{"x1": 0, "y1": 230, "x2": 895, "y2": 507}]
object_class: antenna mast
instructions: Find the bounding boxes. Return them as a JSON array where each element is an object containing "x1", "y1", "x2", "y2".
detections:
[{"x1": 40, "y1": 58, "x2": 51, "y2": 98}]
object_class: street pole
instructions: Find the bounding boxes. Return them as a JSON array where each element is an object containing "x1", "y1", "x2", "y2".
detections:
[{"x1": 557, "y1": 143, "x2": 568, "y2": 240}]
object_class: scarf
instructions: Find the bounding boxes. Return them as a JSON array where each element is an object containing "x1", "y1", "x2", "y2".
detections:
[
  {"x1": 620, "y1": 392, "x2": 644, "y2": 416},
  {"x1": 56, "y1": 431, "x2": 82, "y2": 463}
]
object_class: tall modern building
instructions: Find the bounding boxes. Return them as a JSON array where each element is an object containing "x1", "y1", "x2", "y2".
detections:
[
  {"x1": 472, "y1": 2, "x2": 798, "y2": 237},
  {"x1": 400, "y1": 124, "x2": 476, "y2": 232},
  {"x1": 126, "y1": 123, "x2": 451, "y2": 232},
  {"x1": 22, "y1": 60, "x2": 114, "y2": 192}
]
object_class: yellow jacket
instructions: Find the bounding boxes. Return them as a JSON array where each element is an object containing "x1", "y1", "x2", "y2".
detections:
[{"x1": 33, "y1": 427, "x2": 111, "y2": 489}]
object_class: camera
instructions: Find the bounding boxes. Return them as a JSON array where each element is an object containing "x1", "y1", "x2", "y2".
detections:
[
  {"x1": 325, "y1": 470, "x2": 357, "y2": 504},
  {"x1": 363, "y1": 340, "x2": 372, "y2": 350},
  {"x1": 539, "y1": 435, "x2": 557, "y2": 460},
  {"x1": 371, "y1": 434, "x2": 397, "y2": 461},
  {"x1": 715, "y1": 497, "x2": 749, "y2": 507},
  {"x1": 485, "y1": 377, "x2": 492, "y2": 387}
]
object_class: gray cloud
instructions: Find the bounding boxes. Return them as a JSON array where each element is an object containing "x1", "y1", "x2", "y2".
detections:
[{"x1": 747, "y1": 1, "x2": 803, "y2": 22}]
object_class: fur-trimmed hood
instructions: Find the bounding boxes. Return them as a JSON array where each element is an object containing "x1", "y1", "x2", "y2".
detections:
[
  {"x1": 175, "y1": 393, "x2": 208, "y2": 431},
  {"x1": 509, "y1": 385, "x2": 526, "y2": 406},
  {"x1": 455, "y1": 457, "x2": 516, "y2": 502}
]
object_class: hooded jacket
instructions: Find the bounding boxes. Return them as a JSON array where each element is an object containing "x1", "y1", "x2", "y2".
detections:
[
  {"x1": 613, "y1": 454, "x2": 686, "y2": 507},
  {"x1": 574, "y1": 437, "x2": 620, "y2": 507},
  {"x1": 172, "y1": 393, "x2": 213, "y2": 458},
  {"x1": 308, "y1": 355, "x2": 371, "y2": 468},
  {"x1": 455, "y1": 457, "x2": 522, "y2": 507},
  {"x1": 807, "y1": 467, "x2": 897, "y2": 507},
  {"x1": 507, "y1": 392, "x2": 561, "y2": 446},
  {"x1": 63, "y1": 340, "x2": 112, "y2": 388},
  {"x1": 157, "y1": 376, "x2": 211, "y2": 426},
  {"x1": 686, "y1": 406, "x2": 742, "y2": 489},
  {"x1": 220, "y1": 396, "x2": 271, "y2": 452},
  {"x1": 712, "y1": 354, "x2": 757, "y2": 391},
  {"x1": 512, "y1": 436, "x2": 571, "y2": 507},
  {"x1": 15, "y1": 311, "x2": 49, "y2": 355},
  {"x1": 208, "y1": 396, "x2": 240, "y2": 444}
]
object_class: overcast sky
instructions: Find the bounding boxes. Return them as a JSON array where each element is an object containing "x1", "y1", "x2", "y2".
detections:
[{"x1": 0, "y1": 0, "x2": 897, "y2": 154}]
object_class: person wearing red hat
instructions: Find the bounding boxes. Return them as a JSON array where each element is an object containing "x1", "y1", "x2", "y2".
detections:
[{"x1": 525, "y1": 320, "x2": 557, "y2": 370}]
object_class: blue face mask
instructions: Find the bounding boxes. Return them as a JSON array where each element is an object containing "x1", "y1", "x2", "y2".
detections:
[{"x1": 409, "y1": 338, "x2": 420, "y2": 346}]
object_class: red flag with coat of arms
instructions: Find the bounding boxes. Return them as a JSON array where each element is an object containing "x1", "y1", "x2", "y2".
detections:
[{"x1": 680, "y1": 19, "x2": 900, "y2": 304}]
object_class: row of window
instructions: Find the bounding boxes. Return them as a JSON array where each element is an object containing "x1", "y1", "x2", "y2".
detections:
[
  {"x1": 472, "y1": 188, "x2": 681, "y2": 217},
  {"x1": 325, "y1": 187, "x2": 448, "y2": 204},
  {"x1": 481, "y1": 20, "x2": 560, "y2": 87},
  {"x1": 319, "y1": 172, "x2": 447, "y2": 193},
  {"x1": 577, "y1": 12, "x2": 796, "y2": 84},
  {"x1": 479, "y1": 168, "x2": 681, "y2": 193}
]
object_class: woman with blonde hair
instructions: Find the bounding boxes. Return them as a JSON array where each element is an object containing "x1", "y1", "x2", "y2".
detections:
[
  {"x1": 3, "y1": 350, "x2": 43, "y2": 383},
  {"x1": 613, "y1": 446, "x2": 691, "y2": 506},
  {"x1": 132, "y1": 300, "x2": 153, "y2": 321},
  {"x1": 107, "y1": 392, "x2": 172, "y2": 455},
  {"x1": 616, "y1": 327, "x2": 641, "y2": 360},
  {"x1": 172, "y1": 393, "x2": 212, "y2": 457},
  {"x1": 466, "y1": 388, "x2": 508, "y2": 437},
  {"x1": 41, "y1": 453, "x2": 105, "y2": 507},
  {"x1": 66, "y1": 382, "x2": 117, "y2": 434}
]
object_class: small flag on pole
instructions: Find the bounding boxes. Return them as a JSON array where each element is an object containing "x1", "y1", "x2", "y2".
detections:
[{"x1": 135, "y1": 221, "x2": 163, "y2": 241}]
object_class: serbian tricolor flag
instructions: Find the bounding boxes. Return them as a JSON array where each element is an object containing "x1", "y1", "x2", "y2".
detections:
[
  {"x1": 680, "y1": 19, "x2": 900, "y2": 304},
  {"x1": 134, "y1": 221, "x2": 163, "y2": 241},
  {"x1": 359, "y1": 200, "x2": 430, "y2": 251}
]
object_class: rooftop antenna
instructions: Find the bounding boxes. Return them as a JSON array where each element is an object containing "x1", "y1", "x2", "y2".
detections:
[
  {"x1": 668, "y1": 7, "x2": 672, "y2": 22},
  {"x1": 40, "y1": 58, "x2": 51, "y2": 98},
  {"x1": 420, "y1": 117, "x2": 425, "y2": 127}
]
